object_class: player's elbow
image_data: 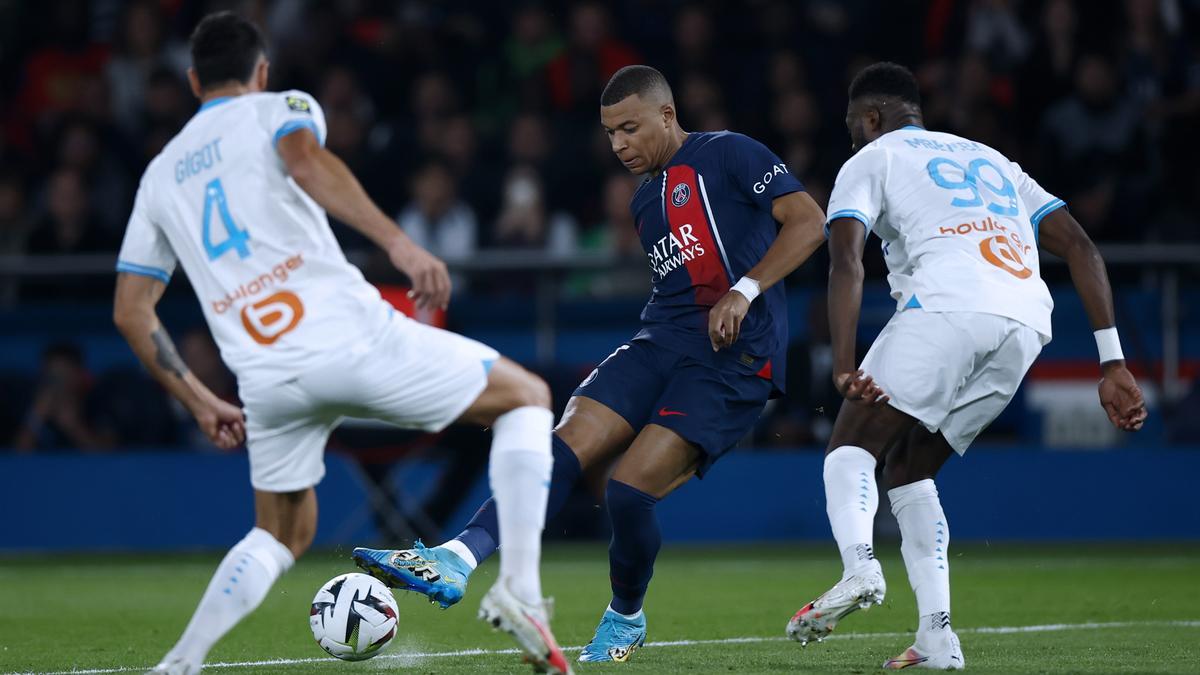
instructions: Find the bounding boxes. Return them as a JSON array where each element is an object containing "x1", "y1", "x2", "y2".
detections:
[
  {"x1": 112, "y1": 304, "x2": 138, "y2": 337},
  {"x1": 112, "y1": 297, "x2": 150, "y2": 337},
  {"x1": 828, "y1": 249, "x2": 864, "y2": 283}
]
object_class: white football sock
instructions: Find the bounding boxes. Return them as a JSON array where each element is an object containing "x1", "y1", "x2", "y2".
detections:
[
  {"x1": 889, "y1": 479, "x2": 952, "y2": 649},
  {"x1": 607, "y1": 604, "x2": 644, "y2": 621},
  {"x1": 824, "y1": 445, "x2": 879, "y2": 576},
  {"x1": 437, "y1": 539, "x2": 479, "y2": 570},
  {"x1": 488, "y1": 405, "x2": 553, "y2": 606},
  {"x1": 164, "y1": 527, "x2": 294, "y2": 666}
]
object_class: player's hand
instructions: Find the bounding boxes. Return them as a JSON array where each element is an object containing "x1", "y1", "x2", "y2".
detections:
[
  {"x1": 834, "y1": 369, "x2": 890, "y2": 405},
  {"x1": 1098, "y1": 362, "x2": 1147, "y2": 431},
  {"x1": 193, "y1": 397, "x2": 246, "y2": 450},
  {"x1": 708, "y1": 290, "x2": 751, "y2": 351},
  {"x1": 387, "y1": 238, "x2": 451, "y2": 310}
]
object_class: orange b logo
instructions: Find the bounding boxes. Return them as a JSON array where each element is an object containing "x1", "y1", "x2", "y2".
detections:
[
  {"x1": 980, "y1": 235, "x2": 1032, "y2": 279},
  {"x1": 240, "y1": 291, "x2": 305, "y2": 345}
]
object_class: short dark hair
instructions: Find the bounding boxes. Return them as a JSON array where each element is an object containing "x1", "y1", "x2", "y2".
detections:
[
  {"x1": 189, "y1": 11, "x2": 266, "y2": 89},
  {"x1": 601, "y1": 65, "x2": 673, "y2": 106},
  {"x1": 848, "y1": 62, "x2": 921, "y2": 107}
]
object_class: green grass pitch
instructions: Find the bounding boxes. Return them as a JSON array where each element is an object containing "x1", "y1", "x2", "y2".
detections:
[{"x1": 3, "y1": 543, "x2": 1198, "y2": 673}]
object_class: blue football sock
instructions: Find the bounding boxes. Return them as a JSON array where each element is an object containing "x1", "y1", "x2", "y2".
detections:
[
  {"x1": 454, "y1": 434, "x2": 582, "y2": 565},
  {"x1": 607, "y1": 480, "x2": 661, "y2": 616}
]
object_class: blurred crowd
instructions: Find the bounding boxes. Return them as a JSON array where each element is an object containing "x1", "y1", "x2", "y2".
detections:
[
  {"x1": 2, "y1": 1, "x2": 1198, "y2": 283},
  {"x1": 2, "y1": 0, "x2": 1198, "y2": 456}
]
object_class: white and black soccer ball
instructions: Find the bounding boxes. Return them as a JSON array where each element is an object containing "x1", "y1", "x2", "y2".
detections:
[{"x1": 309, "y1": 572, "x2": 399, "y2": 661}]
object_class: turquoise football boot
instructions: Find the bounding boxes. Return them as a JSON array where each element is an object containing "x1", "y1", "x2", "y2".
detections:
[
  {"x1": 352, "y1": 541, "x2": 471, "y2": 609},
  {"x1": 577, "y1": 607, "x2": 647, "y2": 663}
]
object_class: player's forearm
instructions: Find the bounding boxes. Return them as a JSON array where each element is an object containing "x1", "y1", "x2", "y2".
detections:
[
  {"x1": 745, "y1": 217, "x2": 826, "y2": 291},
  {"x1": 827, "y1": 255, "x2": 864, "y2": 374},
  {"x1": 114, "y1": 312, "x2": 216, "y2": 414},
  {"x1": 747, "y1": 192, "x2": 826, "y2": 290},
  {"x1": 1038, "y1": 209, "x2": 1117, "y2": 331},
  {"x1": 289, "y1": 148, "x2": 404, "y2": 252},
  {"x1": 1063, "y1": 239, "x2": 1117, "y2": 331}
]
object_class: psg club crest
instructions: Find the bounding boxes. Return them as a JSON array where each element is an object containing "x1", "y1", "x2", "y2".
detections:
[{"x1": 671, "y1": 182, "x2": 691, "y2": 207}]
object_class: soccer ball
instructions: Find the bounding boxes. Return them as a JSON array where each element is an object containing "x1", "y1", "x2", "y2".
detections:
[{"x1": 309, "y1": 572, "x2": 399, "y2": 661}]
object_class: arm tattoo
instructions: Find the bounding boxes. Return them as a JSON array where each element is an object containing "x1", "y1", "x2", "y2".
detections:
[{"x1": 151, "y1": 327, "x2": 189, "y2": 379}]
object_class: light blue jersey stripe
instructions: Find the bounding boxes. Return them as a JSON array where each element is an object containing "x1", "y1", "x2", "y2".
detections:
[
  {"x1": 116, "y1": 261, "x2": 171, "y2": 284},
  {"x1": 1030, "y1": 198, "x2": 1066, "y2": 240},
  {"x1": 273, "y1": 119, "x2": 323, "y2": 147},
  {"x1": 824, "y1": 209, "x2": 871, "y2": 237}
]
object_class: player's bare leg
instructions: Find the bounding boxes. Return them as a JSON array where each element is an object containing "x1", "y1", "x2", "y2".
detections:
[
  {"x1": 881, "y1": 428, "x2": 963, "y2": 670},
  {"x1": 150, "y1": 489, "x2": 313, "y2": 674},
  {"x1": 788, "y1": 399, "x2": 917, "y2": 646},
  {"x1": 579, "y1": 425, "x2": 701, "y2": 663}
]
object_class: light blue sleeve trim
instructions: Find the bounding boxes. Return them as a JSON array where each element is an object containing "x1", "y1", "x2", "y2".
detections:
[
  {"x1": 1029, "y1": 198, "x2": 1066, "y2": 240},
  {"x1": 273, "y1": 119, "x2": 323, "y2": 147},
  {"x1": 824, "y1": 209, "x2": 871, "y2": 238},
  {"x1": 116, "y1": 260, "x2": 171, "y2": 284}
]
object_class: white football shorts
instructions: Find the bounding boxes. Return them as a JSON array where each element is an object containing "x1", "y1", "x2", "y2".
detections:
[
  {"x1": 859, "y1": 309, "x2": 1046, "y2": 454},
  {"x1": 238, "y1": 312, "x2": 499, "y2": 492}
]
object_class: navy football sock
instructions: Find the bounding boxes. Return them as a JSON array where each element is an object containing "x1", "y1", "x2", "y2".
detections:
[
  {"x1": 454, "y1": 434, "x2": 582, "y2": 565},
  {"x1": 607, "y1": 480, "x2": 661, "y2": 616}
]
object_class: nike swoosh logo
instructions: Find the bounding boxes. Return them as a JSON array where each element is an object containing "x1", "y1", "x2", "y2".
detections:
[{"x1": 658, "y1": 407, "x2": 687, "y2": 417}]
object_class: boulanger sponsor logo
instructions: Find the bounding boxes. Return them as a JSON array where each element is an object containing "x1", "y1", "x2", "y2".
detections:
[
  {"x1": 935, "y1": 216, "x2": 1034, "y2": 279},
  {"x1": 671, "y1": 182, "x2": 691, "y2": 207},
  {"x1": 980, "y1": 235, "x2": 1032, "y2": 279},
  {"x1": 241, "y1": 291, "x2": 305, "y2": 345},
  {"x1": 210, "y1": 253, "x2": 305, "y2": 315}
]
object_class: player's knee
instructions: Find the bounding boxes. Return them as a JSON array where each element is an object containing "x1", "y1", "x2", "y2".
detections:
[{"x1": 512, "y1": 370, "x2": 551, "y2": 410}]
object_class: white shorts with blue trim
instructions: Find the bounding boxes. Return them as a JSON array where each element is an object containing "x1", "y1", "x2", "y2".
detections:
[
  {"x1": 238, "y1": 315, "x2": 498, "y2": 492},
  {"x1": 860, "y1": 309, "x2": 1044, "y2": 455}
]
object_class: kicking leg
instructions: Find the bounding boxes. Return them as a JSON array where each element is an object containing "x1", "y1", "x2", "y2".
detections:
[
  {"x1": 355, "y1": 394, "x2": 633, "y2": 609},
  {"x1": 449, "y1": 358, "x2": 572, "y2": 674},
  {"x1": 350, "y1": 357, "x2": 571, "y2": 672},
  {"x1": 579, "y1": 424, "x2": 701, "y2": 663},
  {"x1": 451, "y1": 395, "x2": 635, "y2": 570},
  {"x1": 788, "y1": 399, "x2": 917, "y2": 646},
  {"x1": 151, "y1": 489, "x2": 312, "y2": 674},
  {"x1": 882, "y1": 428, "x2": 963, "y2": 670}
]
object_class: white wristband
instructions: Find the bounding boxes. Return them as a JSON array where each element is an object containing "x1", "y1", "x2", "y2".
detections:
[
  {"x1": 1094, "y1": 327, "x2": 1124, "y2": 364},
  {"x1": 731, "y1": 276, "x2": 761, "y2": 303}
]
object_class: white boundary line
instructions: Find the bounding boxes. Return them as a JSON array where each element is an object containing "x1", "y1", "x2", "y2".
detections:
[{"x1": 15, "y1": 619, "x2": 1200, "y2": 675}]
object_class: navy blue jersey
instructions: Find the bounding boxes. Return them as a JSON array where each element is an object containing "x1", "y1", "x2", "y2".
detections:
[{"x1": 629, "y1": 131, "x2": 803, "y2": 392}]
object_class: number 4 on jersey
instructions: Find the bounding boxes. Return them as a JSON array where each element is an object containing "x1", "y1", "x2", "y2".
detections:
[{"x1": 202, "y1": 178, "x2": 251, "y2": 260}]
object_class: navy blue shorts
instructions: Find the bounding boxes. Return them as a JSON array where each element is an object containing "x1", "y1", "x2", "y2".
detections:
[{"x1": 573, "y1": 339, "x2": 773, "y2": 477}]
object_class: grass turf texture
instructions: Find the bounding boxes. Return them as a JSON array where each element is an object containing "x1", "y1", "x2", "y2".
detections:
[{"x1": 2, "y1": 543, "x2": 1198, "y2": 673}]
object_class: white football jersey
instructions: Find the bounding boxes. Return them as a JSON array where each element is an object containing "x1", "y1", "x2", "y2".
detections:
[
  {"x1": 117, "y1": 90, "x2": 393, "y2": 385},
  {"x1": 826, "y1": 126, "x2": 1062, "y2": 338}
]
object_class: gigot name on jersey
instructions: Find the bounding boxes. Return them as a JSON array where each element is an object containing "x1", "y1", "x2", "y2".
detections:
[{"x1": 175, "y1": 138, "x2": 223, "y2": 184}]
